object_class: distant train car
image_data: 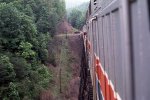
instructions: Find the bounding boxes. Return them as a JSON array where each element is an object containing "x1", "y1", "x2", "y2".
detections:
[{"x1": 84, "y1": 0, "x2": 150, "y2": 100}]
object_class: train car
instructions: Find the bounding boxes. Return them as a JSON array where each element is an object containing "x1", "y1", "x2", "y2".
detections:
[{"x1": 84, "y1": 0, "x2": 150, "y2": 100}]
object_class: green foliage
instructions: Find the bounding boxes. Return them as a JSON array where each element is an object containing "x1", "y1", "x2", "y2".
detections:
[
  {"x1": 0, "y1": 0, "x2": 16, "y2": 3},
  {"x1": 68, "y1": 8, "x2": 86, "y2": 29},
  {"x1": 67, "y1": 2, "x2": 88, "y2": 29},
  {"x1": 15, "y1": 65, "x2": 51, "y2": 99},
  {"x1": 8, "y1": 82, "x2": 20, "y2": 100},
  {"x1": 0, "y1": 3, "x2": 25, "y2": 51},
  {"x1": 36, "y1": 65, "x2": 52, "y2": 88},
  {"x1": 0, "y1": 82, "x2": 20, "y2": 100},
  {"x1": 10, "y1": 57, "x2": 31, "y2": 79},
  {"x1": 0, "y1": 0, "x2": 66, "y2": 99},
  {"x1": 68, "y1": 9, "x2": 85, "y2": 29},
  {"x1": 37, "y1": 33, "x2": 49, "y2": 62},
  {"x1": 0, "y1": 55, "x2": 16, "y2": 84},
  {"x1": 0, "y1": 3, "x2": 37, "y2": 51},
  {"x1": 19, "y1": 42, "x2": 36, "y2": 59}
]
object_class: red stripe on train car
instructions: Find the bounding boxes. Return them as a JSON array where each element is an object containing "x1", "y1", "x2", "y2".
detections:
[
  {"x1": 95, "y1": 57, "x2": 106, "y2": 100},
  {"x1": 109, "y1": 82, "x2": 117, "y2": 100},
  {"x1": 95, "y1": 56, "x2": 121, "y2": 100},
  {"x1": 104, "y1": 72, "x2": 110, "y2": 100}
]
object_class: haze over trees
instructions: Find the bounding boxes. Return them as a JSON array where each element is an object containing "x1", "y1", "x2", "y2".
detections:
[
  {"x1": 0, "y1": 0, "x2": 65, "y2": 99},
  {"x1": 65, "y1": 0, "x2": 90, "y2": 9}
]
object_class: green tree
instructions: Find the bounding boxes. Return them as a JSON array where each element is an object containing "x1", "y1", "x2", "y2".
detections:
[
  {"x1": 19, "y1": 42, "x2": 36, "y2": 59},
  {"x1": 10, "y1": 57, "x2": 31, "y2": 79},
  {"x1": 8, "y1": 82, "x2": 20, "y2": 100},
  {"x1": 0, "y1": 55, "x2": 16, "y2": 84},
  {"x1": 68, "y1": 9, "x2": 85, "y2": 29},
  {"x1": 0, "y1": 3, "x2": 37, "y2": 52},
  {"x1": 67, "y1": 2, "x2": 88, "y2": 29}
]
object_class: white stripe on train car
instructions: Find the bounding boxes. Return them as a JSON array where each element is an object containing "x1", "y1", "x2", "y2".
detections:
[
  {"x1": 116, "y1": 93, "x2": 122, "y2": 100},
  {"x1": 109, "y1": 81, "x2": 117, "y2": 99}
]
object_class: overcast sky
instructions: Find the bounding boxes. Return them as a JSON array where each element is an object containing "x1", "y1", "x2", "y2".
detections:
[{"x1": 65, "y1": 0, "x2": 90, "y2": 9}]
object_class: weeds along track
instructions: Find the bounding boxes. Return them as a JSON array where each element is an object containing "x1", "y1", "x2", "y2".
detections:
[{"x1": 43, "y1": 34, "x2": 83, "y2": 100}]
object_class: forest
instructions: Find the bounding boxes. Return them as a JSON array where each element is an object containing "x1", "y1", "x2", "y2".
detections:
[
  {"x1": 0, "y1": 0, "x2": 65, "y2": 99},
  {"x1": 67, "y1": 2, "x2": 89, "y2": 29}
]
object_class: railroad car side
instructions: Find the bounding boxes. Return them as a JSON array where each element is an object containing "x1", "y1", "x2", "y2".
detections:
[{"x1": 83, "y1": 0, "x2": 150, "y2": 100}]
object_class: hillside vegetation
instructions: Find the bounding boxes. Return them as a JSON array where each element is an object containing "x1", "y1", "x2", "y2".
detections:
[
  {"x1": 0, "y1": 0, "x2": 65, "y2": 99},
  {"x1": 67, "y1": 2, "x2": 89, "y2": 29}
]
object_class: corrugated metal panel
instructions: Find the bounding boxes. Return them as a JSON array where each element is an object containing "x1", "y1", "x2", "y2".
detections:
[
  {"x1": 111, "y1": 9, "x2": 124, "y2": 99},
  {"x1": 102, "y1": 16, "x2": 106, "y2": 70},
  {"x1": 92, "y1": 21, "x2": 97, "y2": 54},
  {"x1": 96, "y1": 19, "x2": 100, "y2": 57},
  {"x1": 86, "y1": 0, "x2": 150, "y2": 99},
  {"x1": 148, "y1": 0, "x2": 150, "y2": 26},
  {"x1": 101, "y1": 0, "x2": 114, "y2": 10},
  {"x1": 98, "y1": 17, "x2": 105, "y2": 68},
  {"x1": 130, "y1": 0, "x2": 150, "y2": 99}
]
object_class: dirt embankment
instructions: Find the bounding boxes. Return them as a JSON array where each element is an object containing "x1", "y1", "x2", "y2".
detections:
[
  {"x1": 40, "y1": 20, "x2": 83, "y2": 100},
  {"x1": 55, "y1": 19, "x2": 77, "y2": 35}
]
